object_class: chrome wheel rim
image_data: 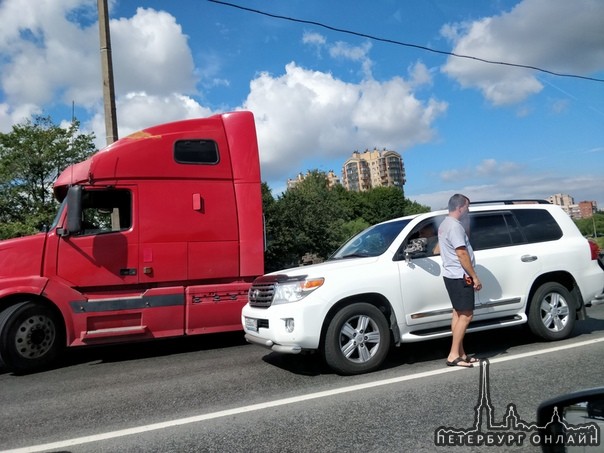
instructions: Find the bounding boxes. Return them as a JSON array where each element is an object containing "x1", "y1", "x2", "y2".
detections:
[
  {"x1": 339, "y1": 314, "x2": 381, "y2": 363},
  {"x1": 14, "y1": 314, "x2": 56, "y2": 359},
  {"x1": 539, "y1": 292, "x2": 570, "y2": 332}
]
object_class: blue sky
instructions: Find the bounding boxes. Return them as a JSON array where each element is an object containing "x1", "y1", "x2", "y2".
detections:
[{"x1": 0, "y1": 0, "x2": 603, "y2": 210}]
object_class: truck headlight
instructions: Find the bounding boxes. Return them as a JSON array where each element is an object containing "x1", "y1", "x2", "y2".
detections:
[{"x1": 272, "y1": 277, "x2": 324, "y2": 304}]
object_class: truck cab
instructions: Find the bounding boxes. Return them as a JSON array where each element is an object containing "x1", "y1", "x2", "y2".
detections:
[{"x1": 0, "y1": 111, "x2": 264, "y2": 374}]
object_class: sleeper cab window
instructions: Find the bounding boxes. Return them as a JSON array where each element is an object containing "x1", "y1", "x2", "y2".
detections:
[{"x1": 174, "y1": 140, "x2": 219, "y2": 164}]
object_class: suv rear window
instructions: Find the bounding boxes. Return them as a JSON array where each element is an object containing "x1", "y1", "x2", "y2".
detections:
[
  {"x1": 470, "y1": 209, "x2": 562, "y2": 251},
  {"x1": 513, "y1": 209, "x2": 562, "y2": 242}
]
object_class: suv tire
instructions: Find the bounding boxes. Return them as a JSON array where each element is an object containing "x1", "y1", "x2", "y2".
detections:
[
  {"x1": 528, "y1": 282, "x2": 575, "y2": 341},
  {"x1": 323, "y1": 303, "x2": 390, "y2": 375}
]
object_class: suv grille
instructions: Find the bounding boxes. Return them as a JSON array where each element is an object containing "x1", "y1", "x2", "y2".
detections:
[
  {"x1": 248, "y1": 274, "x2": 308, "y2": 308},
  {"x1": 248, "y1": 282, "x2": 275, "y2": 308}
]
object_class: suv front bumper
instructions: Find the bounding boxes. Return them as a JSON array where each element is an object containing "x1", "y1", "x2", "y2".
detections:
[{"x1": 241, "y1": 301, "x2": 325, "y2": 353}]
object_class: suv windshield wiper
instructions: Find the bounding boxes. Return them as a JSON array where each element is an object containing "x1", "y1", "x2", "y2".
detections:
[{"x1": 337, "y1": 252, "x2": 373, "y2": 259}]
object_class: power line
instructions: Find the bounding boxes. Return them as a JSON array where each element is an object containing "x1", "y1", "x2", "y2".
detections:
[{"x1": 208, "y1": 0, "x2": 604, "y2": 83}]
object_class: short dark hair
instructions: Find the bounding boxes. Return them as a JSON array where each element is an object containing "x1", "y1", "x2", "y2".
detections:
[{"x1": 448, "y1": 193, "x2": 470, "y2": 212}]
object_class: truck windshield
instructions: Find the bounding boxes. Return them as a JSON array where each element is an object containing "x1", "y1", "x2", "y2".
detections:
[
  {"x1": 49, "y1": 198, "x2": 67, "y2": 231},
  {"x1": 329, "y1": 219, "x2": 411, "y2": 259}
]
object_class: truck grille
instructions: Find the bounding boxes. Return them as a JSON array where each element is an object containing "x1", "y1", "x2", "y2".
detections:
[{"x1": 248, "y1": 282, "x2": 275, "y2": 308}]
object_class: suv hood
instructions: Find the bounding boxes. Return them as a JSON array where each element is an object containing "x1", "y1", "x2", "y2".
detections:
[{"x1": 269, "y1": 256, "x2": 381, "y2": 278}]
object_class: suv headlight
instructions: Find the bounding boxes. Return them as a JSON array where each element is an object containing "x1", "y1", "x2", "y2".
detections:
[{"x1": 272, "y1": 277, "x2": 325, "y2": 304}]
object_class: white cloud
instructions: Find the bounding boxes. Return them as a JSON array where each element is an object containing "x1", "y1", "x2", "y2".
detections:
[
  {"x1": 0, "y1": 1, "x2": 447, "y2": 183},
  {"x1": 0, "y1": 0, "x2": 98, "y2": 108},
  {"x1": 88, "y1": 92, "x2": 213, "y2": 148},
  {"x1": 0, "y1": 1, "x2": 196, "y2": 132},
  {"x1": 408, "y1": 62, "x2": 433, "y2": 88},
  {"x1": 111, "y1": 8, "x2": 197, "y2": 96},
  {"x1": 441, "y1": 0, "x2": 604, "y2": 105},
  {"x1": 197, "y1": 52, "x2": 230, "y2": 89},
  {"x1": 243, "y1": 62, "x2": 447, "y2": 184},
  {"x1": 475, "y1": 158, "x2": 521, "y2": 176},
  {"x1": 409, "y1": 159, "x2": 603, "y2": 210},
  {"x1": 329, "y1": 41, "x2": 373, "y2": 78},
  {"x1": 0, "y1": 102, "x2": 42, "y2": 132},
  {"x1": 302, "y1": 31, "x2": 326, "y2": 46}
]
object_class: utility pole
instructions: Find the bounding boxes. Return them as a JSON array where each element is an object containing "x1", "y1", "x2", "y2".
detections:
[{"x1": 98, "y1": 0, "x2": 118, "y2": 145}]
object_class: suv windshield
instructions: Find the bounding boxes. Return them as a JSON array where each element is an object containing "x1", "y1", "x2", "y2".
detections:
[{"x1": 330, "y1": 219, "x2": 411, "y2": 259}]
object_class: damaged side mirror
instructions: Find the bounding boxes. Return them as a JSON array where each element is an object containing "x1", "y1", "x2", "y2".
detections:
[{"x1": 404, "y1": 237, "x2": 428, "y2": 260}]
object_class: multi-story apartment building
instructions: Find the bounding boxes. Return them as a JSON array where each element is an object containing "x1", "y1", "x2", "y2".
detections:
[
  {"x1": 326, "y1": 170, "x2": 341, "y2": 188},
  {"x1": 286, "y1": 173, "x2": 303, "y2": 190},
  {"x1": 547, "y1": 193, "x2": 575, "y2": 216},
  {"x1": 341, "y1": 148, "x2": 405, "y2": 192},
  {"x1": 287, "y1": 170, "x2": 341, "y2": 190},
  {"x1": 547, "y1": 193, "x2": 598, "y2": 219},
  {"x1": 578, "y1": 200, "x2": 597, "y2": 219}
]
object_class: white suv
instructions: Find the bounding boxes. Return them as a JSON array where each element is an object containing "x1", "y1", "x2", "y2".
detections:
[{"x1": 242, "y1": 201, "x2": 604, "y2": 375}]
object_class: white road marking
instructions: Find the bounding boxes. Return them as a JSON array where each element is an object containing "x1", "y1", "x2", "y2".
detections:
[{"x1": 4, "y1": 336, "x2": 604, "y2": 453}]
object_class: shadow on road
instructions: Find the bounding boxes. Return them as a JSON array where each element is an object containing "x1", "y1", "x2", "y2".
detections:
[
  {"x1": 260, "y1": 309, "x2": 604, "y2": 377},
  {"x1": 63, "y1": 330, "x2": 249, "y2": 365},
  {"x1": 0, "y1": 331, "x2": 249, "y2": 377},
  {"x1": 2, "y1": 308, "x2": 603, "y2": 377}
]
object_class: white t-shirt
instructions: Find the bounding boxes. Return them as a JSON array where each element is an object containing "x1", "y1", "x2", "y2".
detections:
[{"x1": 438, "y1": 215, "x2": 475, "y2": 279}]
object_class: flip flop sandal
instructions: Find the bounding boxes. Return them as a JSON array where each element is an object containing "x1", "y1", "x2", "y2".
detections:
[{"x1": 446, "y1": 357, "x2": 473, "y2": 368}]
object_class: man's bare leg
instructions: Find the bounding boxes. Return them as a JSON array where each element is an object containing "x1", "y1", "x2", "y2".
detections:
[{"x1": 447, "y1": 310, "x2": 473, "y2": 366}]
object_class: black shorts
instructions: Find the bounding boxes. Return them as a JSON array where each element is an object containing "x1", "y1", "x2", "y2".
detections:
[{"x1": 443, "y1": 277, "x2": 475, "y2": 312}]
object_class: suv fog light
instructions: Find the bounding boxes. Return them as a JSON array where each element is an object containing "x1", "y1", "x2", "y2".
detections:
[{"x1": 283, "y1": 318, "x2": 295, "y2": 333}]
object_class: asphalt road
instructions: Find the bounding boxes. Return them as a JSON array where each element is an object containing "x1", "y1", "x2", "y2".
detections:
[{"x1": 2, "y1": 304, "x2": 604, "y2": 453}]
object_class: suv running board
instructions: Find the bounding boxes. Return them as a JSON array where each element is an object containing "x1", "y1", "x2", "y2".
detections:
[{"x1": 401, "y1": 315, "x2": 526, "y2": 342}]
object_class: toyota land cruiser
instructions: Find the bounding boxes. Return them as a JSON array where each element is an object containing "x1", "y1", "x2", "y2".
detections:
[{"x1": 242, "y1": 200, "x2": 604, "y2": 375}]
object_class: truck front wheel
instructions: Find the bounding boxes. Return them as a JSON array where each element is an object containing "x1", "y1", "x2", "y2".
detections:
[
  {"x1": 323, "y1": 303, "x2": 390, "y2": 375},
  {"x1": 0, "y1": 302, "x2": 64, "y2": 374}
]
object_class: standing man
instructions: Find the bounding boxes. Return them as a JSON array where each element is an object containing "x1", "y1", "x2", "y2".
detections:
[{"x1": 438, "y1": 194, "x2": 482, "y2": 368}]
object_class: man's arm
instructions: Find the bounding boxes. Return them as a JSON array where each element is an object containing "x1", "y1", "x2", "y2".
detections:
[{"x1": 455, "y1": 247, "x2": 482, "y2": 290}]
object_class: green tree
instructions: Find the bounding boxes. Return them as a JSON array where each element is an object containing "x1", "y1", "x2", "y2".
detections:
[
  {"x1": 356, "y1": 186, "x2": 408, "y2": 225},
  {"x1": 402, "y1": 198, "x2": 432, "y2": 216},
  {"x1": 262, "y1": 170, "x2": 431, "y2": 272},
  {"x1": 0, "y1": 116, "x2": 96, "y2": 239},
  {"x1": 264, "y1": 170, "x2": 351, "y2": 271},
  {"x1": 574, "y1": 212, "x2": 604, "y2": 248}
]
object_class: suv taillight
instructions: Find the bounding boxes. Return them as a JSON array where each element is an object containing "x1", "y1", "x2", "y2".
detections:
[{"x1": 588, "y1": 240, "x2": 600, "y2": 260}]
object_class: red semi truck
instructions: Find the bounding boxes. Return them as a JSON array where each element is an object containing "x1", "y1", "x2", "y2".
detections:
[{"x1": 0, "y1": 111, "x2": 264, "y2": 373}]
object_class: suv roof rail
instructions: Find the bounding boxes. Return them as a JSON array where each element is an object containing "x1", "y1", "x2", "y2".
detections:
[{"x1": 470, "y1": 199, "x2": 551, "y2": 205}]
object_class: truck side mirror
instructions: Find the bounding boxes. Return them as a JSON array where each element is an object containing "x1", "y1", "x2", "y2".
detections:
[{"x1": 65, "y1": 185, "x2": 82, "y2": 235}]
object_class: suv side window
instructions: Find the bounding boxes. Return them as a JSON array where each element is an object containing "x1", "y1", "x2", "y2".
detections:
[
  {"x1": 400, "y1": 215, "x2": 445, "y2": 258},
  {"x1": 469, "y1": 208, "x2": 562, "y2": 251},
  {"x1": 513, "y1": 209, "x2": 562, "y2": 243},
  {"x1": 469, "y1": 213, "x2": 513, "y2": 250}
]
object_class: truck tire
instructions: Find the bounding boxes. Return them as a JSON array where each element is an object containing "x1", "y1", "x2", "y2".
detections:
[
  {"x1": 323, "y1": 303, "x2": 390, "y2": 375},
  {"x1": 527, "y1": 282, "x2": 575, "y2": 341},
  {"x1": 0, "y1": 301, "x2": 64, "y2": 374}
]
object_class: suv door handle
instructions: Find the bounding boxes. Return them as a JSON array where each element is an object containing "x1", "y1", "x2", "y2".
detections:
[{"x1": 521, "y1": 255, "x2": 538, "y2": 262}]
